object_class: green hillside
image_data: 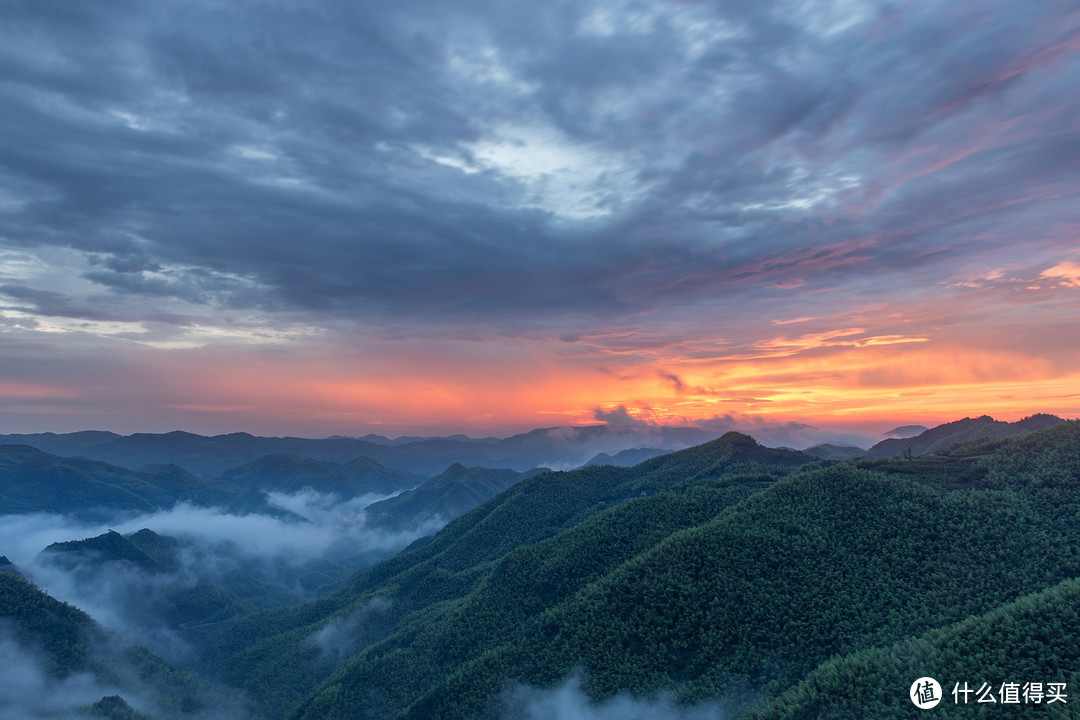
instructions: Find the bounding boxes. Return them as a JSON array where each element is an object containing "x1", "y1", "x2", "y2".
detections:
[
  {"x1": 202, "y1": 422, "x2": 1080, "y2": 720},
  {"x1": 38, "y1": 528, "x2": 307, "y2": 627},
  {"x1": 42, "y1": 529, "x2": 169, "y2": 573},
  {"x1": 207, "y1": 433, "x2": 818, "y2": 716},
  {"x1": 0, "y1": 570, "x2": 243, "y2": 718},
  {"x1": 802, "y1": 443, "x2": 867, "y2": 461},
  {"x1": 866, "y1": 413, "x2": 1064, "y2": 458},
  {"x1": 748, "y1": 576, "x2": 1080, "y2": 719},
  {"x1": 0, "y1": 444, "x2": 206, "y2": 515},
  {"x1": 364, "y1": 464, "x2": 545, "y2": 531},
  {"x1": 11, "y1": 420, "x2": 1080, "y2": 719}
]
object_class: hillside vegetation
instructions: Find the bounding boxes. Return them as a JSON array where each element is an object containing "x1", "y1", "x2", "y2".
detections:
[{"x1": 205, "y1": 422, "x2": 1080, "y2": 719}]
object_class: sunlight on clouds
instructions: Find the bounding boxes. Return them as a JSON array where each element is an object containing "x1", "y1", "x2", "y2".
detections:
[
  {"x1": 465, "y1": 124, "x2": 640, "y2": 219},
  {"x1": 1040, "y1": 261, "x2": 1080, "y2": 288},
  {"x1": 109, "y1": 109, "x2": 149, "y2": 131},
  {"x1": 753, "y1": 327, "x2": 867, "y2": 355},
  {"x1": 447, "y1": 46, "x2": 537, "y2": 93},
  {"x1": 229, "y1": 144, "x2": 279, "y2": 161},
  {"x1": 135, "y1": 323, "x2": 317, "y2": 350},
  {"x1": 411, "y1": 145, "x2": 480, "y2": 174},
  {"x1": 0, "y1": 247, "x2": 94, "y2": 288},
  {"x1": 780, "y1": 0, "x2": 875, "y2": 37},
  {"x1": 0, "y1": 382, "x2": 74, "y2": 399},
  {"x1": 578, "y1": 0, "x2": 741, "y2": 59},
  {"x1": 0, "y1": 307, "x2": 149, "y2": 337},
  {"x1": 579, "y1": 6, "x2": 657, "y2": 36},
  {"x1": 736, "y1": 164, "x2": 864, "y2": 214}
]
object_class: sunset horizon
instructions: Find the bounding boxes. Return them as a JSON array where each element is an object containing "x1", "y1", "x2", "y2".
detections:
[{"x1": 2, "y1": 0, "x2": 1078, "y2": 447}]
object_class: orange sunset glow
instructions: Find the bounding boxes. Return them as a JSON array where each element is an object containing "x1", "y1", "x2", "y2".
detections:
[{"x1": 1, "y1": 0, "x2": 1079, "y2": 448}]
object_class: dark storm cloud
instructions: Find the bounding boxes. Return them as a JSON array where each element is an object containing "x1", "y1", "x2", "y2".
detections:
[{"x1": 0, "y1": 0, "x2": 1077, "y2": 328}]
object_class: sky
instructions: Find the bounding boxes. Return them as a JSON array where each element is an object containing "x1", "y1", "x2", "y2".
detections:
[{"x1": 1, "y1": 0, "x2": 1078, "y2": 440}]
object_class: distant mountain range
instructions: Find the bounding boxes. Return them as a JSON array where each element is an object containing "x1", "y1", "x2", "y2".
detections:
[
  {"x1": 0, "y1": 444, "x2": 419, "y2": 519},
  {"x1": 881, "y1": 423, "x2": 930, "y2": 438},
  {"x1": 0, "y1": 425, "x2": 724, "y2": 477},
  {"x1": 216, "y1": 453, "x2": 421, "y2": 497},
  {"x1": 3, "y1": 413, "x2": 1079, "y2": 719},
  {"x1": 209, "y1": 420, "x2": 1080, "y2": 720},
  {"x1": 2, "y1": 415, "x2": 1067, "y2": 521},
  {"x1": 584, "y1": 447, "x2": 667, "y2": 467},
  {"x1": 0, "y1": 444, "x2": 207, "y2": 517},
  {"x1": 864, "y1": 413, "x2": 1064, "y2": 458},
  {"x1": 803, "y1": 414, "x2": 1065, "y2": 461}
]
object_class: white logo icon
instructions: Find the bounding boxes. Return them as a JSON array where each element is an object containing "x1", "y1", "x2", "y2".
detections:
[{"x1": 911, "y1": 677, "x2": 942, "y2": 709}]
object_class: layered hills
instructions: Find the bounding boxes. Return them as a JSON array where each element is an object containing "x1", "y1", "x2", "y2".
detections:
[
  {"x1": 0, "y1": 424, "x2": 720, "y2": 477},
  {"x1": 203, "y1": 421, "x2": 1080, "y2": 719},
  {"x1": 0, "y1": 569, "x2": 246, "y2": 718},
  {"x1": 864, "y1": 413, "x2": 1064, "y2": 458},
  {"x1": 0, "y1": 444, "x2": 205, "y2": 516},
  {"x1": 3, "y1": 414, "x2": 1078, "y2": 719},
  {"x1": 364, "y1": 464, "x2": 549, "y2": 531},
  {"x1": 0, "y1": 445, "x2": 420, "y2": 519}
]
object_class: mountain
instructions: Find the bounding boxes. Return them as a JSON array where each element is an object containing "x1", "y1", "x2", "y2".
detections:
[
  {"x1": 203, "y1": 422, "x2": 1080, "y2": 720},
  {"x1": 364, "y1": 464, "x2": 546, "y2": 531},
  {"x1": 88, "y1": 695, "x2": 157, "y2": 720},
  {"x1": 0, "y1": 444, "x2": 206, "y2": 516},
  {"x1": 0, "y1": 569, "x2": 243, "y2": 718},
  {"x1": 0, "y1": 424, "x2": 724, "y2": 477},
  {"x1": 213, "y1": 453, "x2": 420, "y2": 498},
  {"x1": 11, "y1": 416, "x2": 1080, "y2": 719},
  {"x1": 0, "y1": 429, "x2": 123, "y2": 455},
  {"x1": 127, "y1": 528, "x2": 184, "y2": 571},
  {"x1": 32, "y1": 527, "x2": 334, "y2": 642},
  {"x1": 0, "y1": 554, "x2": 19, "y2": 576},
  {"x1": 747, "y1": 575, "x2": 1080, "y2": 719},
  {"x1": 207, "y1": 433, "x2": 818, "y2": 716},
  {"x1": 38, "y1": 529, "x2": 249, "y2": 628},
  {"x1": 801, "y1": 443, "x2": 867, "y2": 461},
  {"x1": 51, "y1": 431, "x2": 397, "y2": 477},
  {"x1": 584, "y1": 447, "x2": 667, "y2": 467},
  {"x1": 881, "y1": 424, "x2": 929, "y2": 439},
  {"x1": 42, "y1": 529, "x2": 169, "y2": 573},
  {"x1": 0, "y1": 444, "x2": 318, "y2": 519},
  {"x1": 866, "y1": 413, "x2": 1064, "y2": 458}
]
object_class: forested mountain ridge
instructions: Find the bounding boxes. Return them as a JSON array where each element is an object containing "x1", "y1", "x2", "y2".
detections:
[
  {"x1": 865, "y1": 413, "x2": 1064, "y2": 458},
  {"x1": 204, "y1": 422, "x2": 1080, "y2": 719},
  {"x1": 747, "y1": 575, "x2": 1080, "y2": 719},
  {"x1": 0, "y1": 424, "x2": 721, "y2": 477},
  {"x1": 207, "y1": 432, "x2": 820, "y2": 715},
  {"x1": 363, "y1": 464, "x2": 549, "y2": 531},
  {"x1": 0, "y1": 444, "x2": 206, "y2": 516},
  {"x1": 0, "y1": 570, "x2": 247, "y2": 718},
  {"x1": 0, "y1": 445, "x2": 414, "y2": 519},
  {"x1": 213, "y1": 453, "x2": 421, "y2": 498}
]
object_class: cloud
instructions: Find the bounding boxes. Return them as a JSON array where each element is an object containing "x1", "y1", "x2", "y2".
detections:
[
  {"x1": 496, "y1": 671, "x2": 731, "y2": 720},
  {"x1": 1040, "y1": 261, "x2": 1080, "y2": 288},
  {"x1": 2, "y1": 0, "x2": 1079, "y2": 435},
  {"x1": 0, "y1": 618, "x2": 254, "y2": 720},
  {"x1": 308, "y1": 597, "x2": 394, "y2": 665},
  {"x1": 0, "y1": 0, "x2": 1075, "y2": 331},
  {"x1": 658, "y1": 371, "x2": 721, "y2": 397},
  {"x1": 691, "y1": 413, "x2": 874, "y2": 450},
  {"x1": 0, "y1": 490, "x2": 441, "y2": 662},
  {"x1": 592, "y1": 405, "x2": 650, "y2": 428},
  {"x1": 0, "y1": 622, "x2": 120, "y2": 720}
]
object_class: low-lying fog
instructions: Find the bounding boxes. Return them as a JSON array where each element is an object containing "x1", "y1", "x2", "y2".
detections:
[{"x1": 0, "y1": 490, "x2": 444, "y2": 663}]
